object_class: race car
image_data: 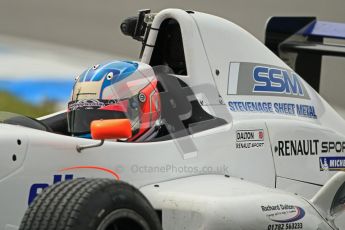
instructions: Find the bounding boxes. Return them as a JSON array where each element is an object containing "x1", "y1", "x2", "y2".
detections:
[{"x1": 0, "y1": 8, "x2": 345, "y2": 230}]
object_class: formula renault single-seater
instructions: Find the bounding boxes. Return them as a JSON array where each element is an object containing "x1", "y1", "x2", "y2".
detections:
[{"x1": 1, "y1": 9, "x2": 345, "y2": 230}]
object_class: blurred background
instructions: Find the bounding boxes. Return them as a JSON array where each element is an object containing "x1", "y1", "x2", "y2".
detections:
[{"x1": 0, "y1": 0, "x2": 344, "y2": 118}]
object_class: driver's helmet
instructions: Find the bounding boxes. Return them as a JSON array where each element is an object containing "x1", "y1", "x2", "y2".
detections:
[{"x1": 67, "y1": 60, "x2": 161, "y2": 141}]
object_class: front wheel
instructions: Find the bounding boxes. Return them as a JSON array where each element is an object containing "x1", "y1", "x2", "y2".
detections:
[{"x1": 19, "y1": 178, "x2": 162, "y2": 230}]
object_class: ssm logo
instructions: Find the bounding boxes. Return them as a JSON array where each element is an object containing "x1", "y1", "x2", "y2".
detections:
[{"x1": 253, "y1": 66, "x2": 304, "y2": 96}]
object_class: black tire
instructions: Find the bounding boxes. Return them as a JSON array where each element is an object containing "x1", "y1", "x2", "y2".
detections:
[{"x1": 19, "y1": 178, "x2": 162, "y2": 230}]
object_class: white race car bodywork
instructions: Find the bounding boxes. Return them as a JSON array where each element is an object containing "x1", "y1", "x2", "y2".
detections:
[
  {"x1": 1, "y1": 9, "x2": 345, "y2": 230},
  {"x1": 142, "y1": 175, "x2": 339, "y2": 230}
]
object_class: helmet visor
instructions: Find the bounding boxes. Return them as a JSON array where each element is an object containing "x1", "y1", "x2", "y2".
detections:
[{"x1": 67, "y1": 99, "x2": 126, "y2": 135}]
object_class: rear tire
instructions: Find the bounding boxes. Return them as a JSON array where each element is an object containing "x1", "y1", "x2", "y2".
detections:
[{"x1": 19, "y1": 178, "x2": 162, "y2": 230}]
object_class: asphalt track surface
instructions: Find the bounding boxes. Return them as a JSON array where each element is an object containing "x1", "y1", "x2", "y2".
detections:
[
  {"x1": 0, "y1": 35, "x2": 117, "y2": 105},
  {"x1": 0, "y1": 0, "x2": 344, "y2": 58},
  {"x1": 1, "y1": 0, "x2": 345, "y2": 109},
  {"x1": 0, "y1": 1, "x2": 345, "y2": 109}
]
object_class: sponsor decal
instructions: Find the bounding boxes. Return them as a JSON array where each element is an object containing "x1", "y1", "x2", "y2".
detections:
[
  {"x1": 28, "y1": 174, "x2": 74, "y2": 205},
  {"x1": 28, "y1": 166, "x2": 120, "y2": 205},
  {"x1": 236, "y1": 129, "x2": 264, "y2": 142},
  {"x1": 236, "y1": 129, "x2": 264, "y2": 149},
  {"x1": 319, "y1": 156, "x2": 345, "y2": 171},
  {"x1": 261, "y1": 204, "x2": 305, "y2": 228},
  {"x1": 68, "y1": 99, "x2": 119, "y2": 110},
  {"x1": 296, "y1": 104, "x2": 317, "y2": 119},
  {"x1": 229, "y1": 101, "x2": 274, "y2": 113},
  {"x1": 276, "y1": 140, "x2": 319, "y2": 156},
  {"x1": 228, "y1": 101, "x2": 317, "y2": 119},
  {"x1": 227, "y1": 62, "x2": 309, "y2": 99},
  {"x1": 276, "y1": 140, "x2": 345, "y2": 156},
  {"x1": 267, "y1": 223, "x2": 303, "y2": 230},
  {"x1": 253, "y1": 66, "x2": 304, "y2": 97},
  {"x1": 321, "y1": 141, "x2": 345, "y2": 153}
]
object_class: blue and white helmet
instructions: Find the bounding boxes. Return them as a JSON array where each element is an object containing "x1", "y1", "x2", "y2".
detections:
[{"x1": 67, "y1": 60, "x2": 161, "y2": 140}]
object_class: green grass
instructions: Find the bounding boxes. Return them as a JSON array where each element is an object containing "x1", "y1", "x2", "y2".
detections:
[{"x1": 0, "y1": 91, "x2": 57, "y2": 118}]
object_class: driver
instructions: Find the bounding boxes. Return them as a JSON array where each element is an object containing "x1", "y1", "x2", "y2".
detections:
[{"x1": 67, "y1": 60, "x2": 161, "y2": 141}]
